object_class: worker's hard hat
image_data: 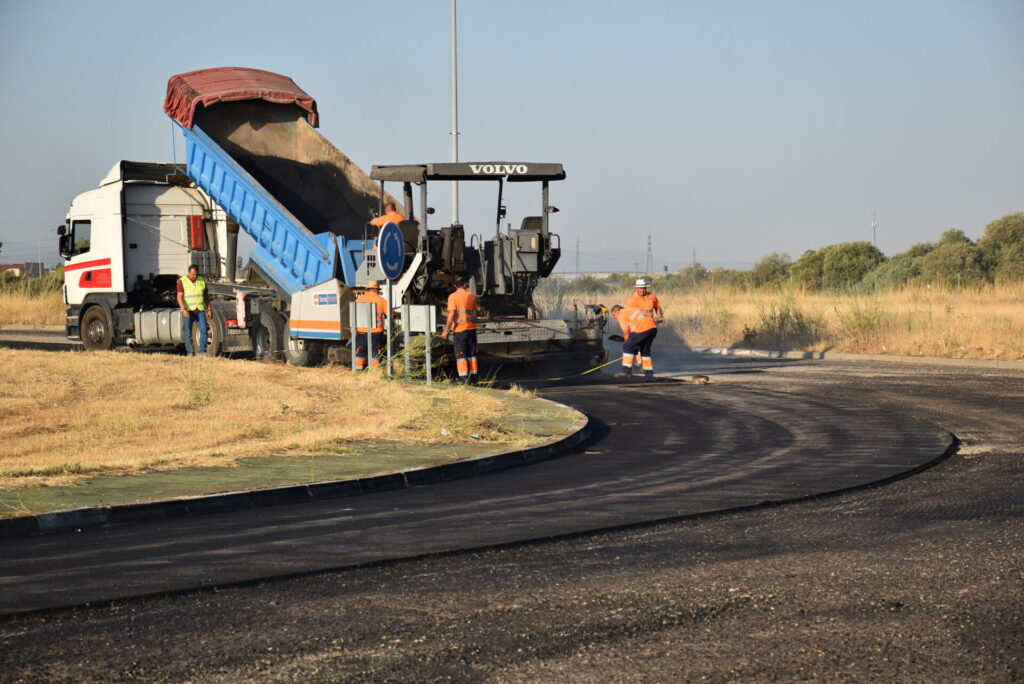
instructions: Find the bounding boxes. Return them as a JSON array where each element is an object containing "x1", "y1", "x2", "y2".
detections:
[
  {"x1": 634, "y1": 278, "x2": 649, "y2": 288},
  {"x1": 366, "y1": 280, "x2": 380, "y2": 289}
]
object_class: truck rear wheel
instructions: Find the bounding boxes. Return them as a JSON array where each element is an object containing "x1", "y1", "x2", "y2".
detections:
[
  {"x1": 283, "y1": 318, "x2": 321, "y2": 367},
  {"x1": 254, "y1": 311, "x2": 286, "y2": 362},
  {"x1": 81, "y1": 306, "x2": 113, "y2": 351}
]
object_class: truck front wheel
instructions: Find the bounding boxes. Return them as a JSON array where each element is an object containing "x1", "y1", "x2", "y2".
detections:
[
  {"x1": 81, "y1": 306, "x2": 113, "y2": 351},
  {"x1": 190, "y1": 314, "x2": 223, "y2": 357}
]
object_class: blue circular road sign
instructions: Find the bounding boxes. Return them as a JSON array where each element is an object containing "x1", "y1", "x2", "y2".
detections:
[{"x1": 378, "y1": 221, "x2": 405, "y2": 281}]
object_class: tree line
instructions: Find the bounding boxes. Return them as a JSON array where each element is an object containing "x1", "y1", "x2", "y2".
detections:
[{"x1": 564, "y1": 212, "x2": 1023, "y2": 294}]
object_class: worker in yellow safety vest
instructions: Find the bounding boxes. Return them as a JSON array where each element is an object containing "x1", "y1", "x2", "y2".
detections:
[
  {"x1": 623, "y1": 278, "x2": 664, "y2": 378},
  {"x1": 440, "y1": 275, "x2": 478, "y2": 383},
  {"x1": 369, "y1": 201, "x2": 405, "y2": 227},
  {"x1": 177, "y1": 264, "x2": 212, "y2": 356},
  {"x1": 354, "y1": 281, "x2": 388, "y2": 370}
]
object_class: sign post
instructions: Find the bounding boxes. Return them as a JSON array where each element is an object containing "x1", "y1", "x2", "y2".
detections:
[
  {"x1": 402, "y1": 304, "x2": 411, "y2": 380},
  {"x1": 402, "y1": 304, "x2": 437, "y2": 386},
  {"x1": 349, "y1": 302, "x2": 376, "y2": 372},
  {"x1": 386, "y1": 280, "x2": 393, "y2": 376},
  {"x1": 378, "y1": 222, "x2": 405, "y2": 378}
]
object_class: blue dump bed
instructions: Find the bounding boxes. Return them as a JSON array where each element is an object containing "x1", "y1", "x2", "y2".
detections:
[
  {"x1": 165, "y1": 68, "x2": 387, "y2": 296},
  {"x1": 180, "y1": 125, "x2": 342, "y2": 295}
]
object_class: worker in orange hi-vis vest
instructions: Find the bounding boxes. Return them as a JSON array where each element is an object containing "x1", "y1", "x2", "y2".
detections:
[
  {"x1": 369, "y1": 201, "x2": 405, "y2": 227},
  {"x1": 610, "y1": 304, "x2": 642, "y2": 372},
  {"x1": 440, "y1": 275, "x2": 479, "y2": 384},
  {"x1": 354, "y1": 281, "x2": 388, "y2": 370},
  {"x1": 624, "y1": 278, "x2": 664, "y2": 379}
]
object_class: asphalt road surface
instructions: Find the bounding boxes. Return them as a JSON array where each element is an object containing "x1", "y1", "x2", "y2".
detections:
[{"x1": 1, "y1": 353, "x2": 1021, "y2": 681}]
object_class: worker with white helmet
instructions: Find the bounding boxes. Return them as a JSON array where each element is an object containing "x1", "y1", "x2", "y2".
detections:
[{"x1": 622, "y1": 277, "x2": 664, "y2": 378}]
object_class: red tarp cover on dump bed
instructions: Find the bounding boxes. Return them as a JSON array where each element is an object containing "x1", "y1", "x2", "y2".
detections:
[{"x1": 164, "y1": 67, "x2": 319, "y2": 129}]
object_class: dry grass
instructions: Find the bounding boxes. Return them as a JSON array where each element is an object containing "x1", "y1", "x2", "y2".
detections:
[
  {"x1": 0, "y1": 349, "x2": 564, "y2": 489},
  {"x1": 538, "y1": 282, "x2": 1024, "y2": 361},
  {"x1": 0, "y1": 290, "x2": 65, "y2": 325}
]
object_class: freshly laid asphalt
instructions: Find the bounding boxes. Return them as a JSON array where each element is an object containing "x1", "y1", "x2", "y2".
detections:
[
  {"x1": 0, "y1": 365, "x2": 947, "y2": 615},
  {"x1": 1, "y1": 348, "x2": 1021, "y2": 680}
]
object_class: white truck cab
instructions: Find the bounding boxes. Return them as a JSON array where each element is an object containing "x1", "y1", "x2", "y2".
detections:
[{"x1": 59, "y1": 161, "x2": 233, "y2": 350}]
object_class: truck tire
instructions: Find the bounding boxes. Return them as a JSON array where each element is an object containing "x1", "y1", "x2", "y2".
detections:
[
  {"x1": 190, "y1": 313, "x2": 223, "y2": 357},
  {"x1": 283, "y1": 317, "x2": 320, "y2": 367},
  {"x1": 254, "y1": 311, "x2": 286, "y2": 362},
  {"x1": 81, "y1": 306, "x2": 113, "y2": 351}
]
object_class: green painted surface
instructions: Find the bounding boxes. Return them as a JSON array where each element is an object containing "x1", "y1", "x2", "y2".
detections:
[{"x1": 0, "y1": 393, "x2": 582, "y2": 517}]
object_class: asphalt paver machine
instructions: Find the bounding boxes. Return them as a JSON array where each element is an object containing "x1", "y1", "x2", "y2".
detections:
[{"x1": 366, "y1": 162, "x2": 606, "y2": 369}]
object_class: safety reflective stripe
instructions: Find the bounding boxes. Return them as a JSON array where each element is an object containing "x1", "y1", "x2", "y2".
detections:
[
  {"x1": 452, "y1": 309, "x2": 477, "y2": 322},
  {"x1": 180, "y1": 277, "x2": 206, "y2": 311}
]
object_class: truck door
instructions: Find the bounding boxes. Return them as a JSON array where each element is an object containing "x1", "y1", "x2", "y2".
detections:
[{"x1": 63, "y1": 217, "x2": 118, "y2": 305}]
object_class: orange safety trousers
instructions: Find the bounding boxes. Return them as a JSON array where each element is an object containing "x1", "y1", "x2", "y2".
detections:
[
  {"x1": 622, "y1": 328, "x2": 657, "y2": 371},
  {"x1": 453, "y1": 330, "x2": 479, "y2": 378},
  {"x1": 355, "y1": 332, "x2": 383, "y2": 370}
]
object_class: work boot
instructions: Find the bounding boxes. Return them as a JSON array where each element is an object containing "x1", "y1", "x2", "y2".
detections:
[
  {"x1": 644, "y1": 370, "x2": 654, "y2": 380},
  {"x1": 614, "y1": 367, "x2": 633, "y2": 378}
]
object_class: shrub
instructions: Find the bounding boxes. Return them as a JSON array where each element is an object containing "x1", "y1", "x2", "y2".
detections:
[{"x1": 751, "y1": 295, "x2": 825, "y2": 350}]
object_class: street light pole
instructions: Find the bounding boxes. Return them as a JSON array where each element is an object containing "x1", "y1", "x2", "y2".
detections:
[{"x1": 450, "y1": 0, "x2": 460, "y2": 225}]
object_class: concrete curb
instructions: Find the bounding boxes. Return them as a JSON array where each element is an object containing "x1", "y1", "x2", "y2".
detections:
[
  {"x1": 691, "y1": 347, "x2": 1024, "y2": 371},
  {"x1": 0, "y1": 410, "x2": 590, "y2": 541}
]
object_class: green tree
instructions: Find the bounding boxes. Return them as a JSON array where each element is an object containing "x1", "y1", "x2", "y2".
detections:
[
  {"x1": 820, "y1": 242, "x2": 885, "y2": 290},
  {"x1": 864, "y1": 242, "x2": 933, "y2": 289},
  {"x1": 792, "y1": 249, "x2": 825, "y2": 289},
  {"x1": 937, "y1": 228, "x2": 971, "y2": 245},
  {"x1": 676, "y1": 263, "x2": 708, "y2": 289},
  {"x1": 566, "y1": 275, "x2": 612, "y2": 294},
  {"x1": 706, "y1": 267, "x2": 751, "y2": 290},
  {"x1": 977, "y1": 212, "x2": 1024, "y2": 283},
  {"x1": 604, "y1": 273, "x2": 636, "y2": 290},
  {"x1": 751, "y1": 252, "x2": 792, "y2": 289},
  {"x1": 918, "y1": 237, "x2": 985, "y2": 287}
]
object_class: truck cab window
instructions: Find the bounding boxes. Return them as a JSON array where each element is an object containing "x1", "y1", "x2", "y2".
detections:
[{"x1": 72, "y1": 220, "x2": 91, "y2": 256}]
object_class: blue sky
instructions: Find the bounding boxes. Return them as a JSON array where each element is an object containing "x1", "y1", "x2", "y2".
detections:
[{"x1": 1, "y1": 0, "x2": 1020, "y2": 272}]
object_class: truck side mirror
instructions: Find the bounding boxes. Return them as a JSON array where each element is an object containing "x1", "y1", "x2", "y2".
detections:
[{"x1": 57, "y1": 226, "x2": 70, "y2": 259}]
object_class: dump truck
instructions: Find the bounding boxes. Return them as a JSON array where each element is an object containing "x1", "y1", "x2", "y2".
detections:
[{"x1": 59, "y1": 67, "x2": 607, "y2": 369}]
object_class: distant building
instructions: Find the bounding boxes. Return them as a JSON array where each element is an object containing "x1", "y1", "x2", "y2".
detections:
[{"x1": 0, "y1": 262, "x2": 45, "y2": 277}]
